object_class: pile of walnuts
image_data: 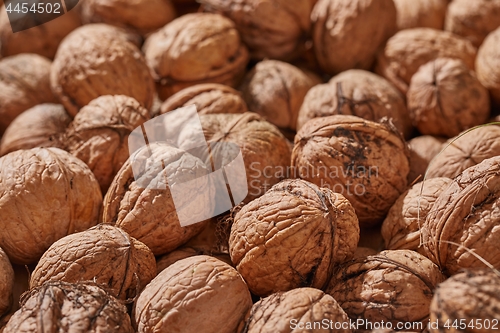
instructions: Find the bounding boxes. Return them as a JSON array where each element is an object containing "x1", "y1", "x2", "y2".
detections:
[{"x1": 1, "y1": 0, "x2": 500, "y2": 332}]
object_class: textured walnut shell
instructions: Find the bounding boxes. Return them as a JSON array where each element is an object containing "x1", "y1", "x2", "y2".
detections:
[
  {"x1": 0, "y1": 54, "x2": 57, "y2": 135},
  {"x1": 156, "y1": 245, "x2": 232, "y2": 274},
  {"x1": 0, "y1": 104, "x2": 71, "y2": 156},
  {"x1": 0, "y1": 247, "x2": 13, "y2": 318},
  {"x1": 66, "y1": 95, "x2": 150, "y2": 194},
  {"x1": 241, "y1": 288, "x2": 352, "y2": 333},
  {"x1": 407, "y1": 135, "x2": 446, "y2": 184},
  {"x1": 425, "y1": 126, "x2": 500, "y2": 179},
  {"x1": 476, "y1": 27, "x2": 500, "y2": 106},
  {"x1": 311, "y1": 0, "x2": 397, "y2": 75},
  {"x1": 103, "y1": 143, "x2": 210, "y2": 255},
  {"x1": 381, "y1": 177, "x2": 451, "y2": 254},
  {"x1": 160, "y1": 83, "x2": 247, "y2": 116},
  {"x1": 143, "y1": 13, "x2": 249, "y2": 100},
  {"x1": 229, "y1": 179, "x2": 359, "y2": 297},
  {"x1": 393, "y1": 0, "x2": 448, "y2": 31},
  {"x1": 133, "y1": 255, "x2": 252, "y2": 333},
  {"x1": 423, "y1": 156, "x2": 500, "y2": 275},
  {"x1": 376, "y1": 28, "x2": 477, "y2": 94},
  {"x1": 0, "y1": 6, "x2": 81, "y2": 59},
  {"x1": 239, "y1": 60, "x2": 320, "y2": 131},
  {"x1": 430, "y1": 269, "x2": 500, "y2": 333},
  {"x1": 3, "y1": 282, "x2": 133, "y2": 333},
  {"x1": 408, "y1": 58, "x2": 490, "y2": 137},
  {"x1": 445, "y1": 0, "x2": 500, "y2": 48},
  {"x1": 328, "y1": 250, "x2": 446, "y2": 328},
  {"x1": 30, "y1": 224, "x2": 156, "y2": 301},
  {"x1": 297, "y1": 69, "x2": 412, "y2": 138},
  {"x1": 200, "y1": 0, "x2": 313, "y2": 61},
  {"x1": 292, "y1": 115, "x2": 410, "y2": 227},
  {"x1": 51, "y1": 24, "x2": 155, "y2": 117},
  {"x1": 0, "y1": 148, "x2": 102, "y2": 264},
  {"x1": 80, "y1": 0, "x2": 176, "y2": 35}
]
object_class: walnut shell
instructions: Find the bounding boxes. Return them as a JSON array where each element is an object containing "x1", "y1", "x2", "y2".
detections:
[
  {"x1": 425, "y1": 126, "x2": 500, "y2": 179},
  {"x1": 328, "y1": 250, "x2": 446, "y2": 329},
  {"x1": 241, "y1": 288, "x2": 352, "y2": 333},
  {"x1": 30, "y1": 224, "x2": 156, "y2": 301},
  {"x1": 0, "y1": 104, "x2": 71, "y2": 156},
  {"x1": 3, "y1": 282, "x2": 133, "y2": 333},
  {"x1": 229, "y1": 179, "x2": 359, "y2": 297},
  {"x1": 0, "y1": 6, "x2": 81, "y2": 59},
  {"x1": 133, "y1": 255, "x2": 252, "y2": 333},
  {"x1": 429, "y1": 269, "x2": 500, "y2": 333},
  {"x1": 66, "y1": 95, "x2": 150, "y2": 194},
  {"x1": 393, "y1": 0, "x2": 448, "y2": 30},
  {"x1": 103, "y1": 142, "x2": 210, "y2": 255},
  {"x1": 407, "y1": 135, "x2": 446, "y2": 184},
  {"x1": 376, "y1": 28, "x2": 477, "y2": 94},
  {"x1": 160, "y1": 83, "x2": 247, "y2": 116},
  {"x1": 422, "y1": 156, "x2": 500, "y2": 275},
  {"x1": 239, "y1": 60, "x2": 320, "y2": 131},
  {"x1": 476, "y1": 27, "x2": 500, "y2": 106},
  {"x1": 292, "y1": 115, "x2": 410, "y2": 227},
  {"x1": 407, "y1": 57, "x2": 490, "y2": 137},
  {"x1": 200, "y1": 0, "x2": 313, "y2": 61},
  {"x1": 381, "y1": 177, "x2": 451, "y2": 254},
  {"x1": 0, "y1": 148, "x2": 102, "y2": 264},
  {"x1": 51, "y1": 24, "x2": 155, "y2": 117},
  {"x1": 80, "y1": 0, "x2": 176, "y2": 35},
  {"x1": 143, "y1": 13, "x2": 249, "y2": 100},
  {"x1": 311, "y1": 0, "x2": 397, "y2": 75},
  {"x1": 445, "y1": 0, "x2": 500, "y2": 48},
  {"x1": 0, "y1": 247, "x2": 13, "y2": 318},
  {"x1": 297, "y1": 69, "x2": 412, "y2": 138},
  {"x1": 0, "y1": 54, "x2": 57, "y2": 135}
]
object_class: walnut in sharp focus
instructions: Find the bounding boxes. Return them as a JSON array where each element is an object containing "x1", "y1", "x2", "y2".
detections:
[
  {"x1": 51, "y1": 24, "x2": 155, "y2": 117},
  {"x1": 407, "y1": 135, "x2": 446, "y2": 184},
  {"x1": 66, "y1": 95, "x2": 150, "y2": 194},
  {"x1": 311, "y1": 0, "x2": 397, "y2": 75},
  {"x1": 0, "y1": 246, "x2": 14, "y2": 318},
  {"x1": 476, "y1": 27, "x2": 500, "y2": 107},
  {"x1": 0, "y1": 104, "x2": 71, "y2": 156},
  {"x1": 393, "y1": 0, "x2": 448, "y2": 31},
  {"x1": 143, "y1": 13, "x2": 249, "y2": 100}
]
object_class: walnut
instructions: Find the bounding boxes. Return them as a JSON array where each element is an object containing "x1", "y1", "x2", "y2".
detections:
[
  {"x1": 407, "y1": 135, "x2": 446, "y2": 184},
  {"x1": 476, "y1": 27, "x2": 500, "y2": 106},
  {"x1": 393, "y1": 0, "x2": 448, "y2": 30},
  {"x1": 0, "y1": 247, "x2": 13, "y2": 318}
]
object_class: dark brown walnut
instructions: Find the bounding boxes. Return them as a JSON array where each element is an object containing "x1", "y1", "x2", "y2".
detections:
[
  {"x1": 143, "y1": 13, "x2": 249, "y2": 100},
  {"x1": 156, "y1": 245, "x2": 232, "y2": 274},
  {"x1": 229, "y1": 179, "x2": 359, "y2": 297},
  {"x1": 0, "y1": 104, "x2": 71, "y2": 156},
  {"x1": 381, "y1": 177, "x2": 451, "y2": 254},
  {"x1": 66, "y1": 95, "x2": 150, "y2": 193},
  {"x1": 445, "y1": 0, "x2": 500, "y2": 48},
  {"x1": 328, "y1": 250, "x2": 446, "y2": 330},
  {"x1": 239, "y1": 60, "x2": 320, "y2": 131},
  {"x1": 393, "y1": 0, "x2": 448, "y2": 30},
  {"x1": 133, "y1": 255, "x2": 252, "y2": 333},
  {"x1": 51, "y1": 24, "x2": 155, "y2": 117},
  {"x1": 292, "y1": 115, "x2": 410, "y2": 227},
  {"x1": 425, "y1": 125, "x2": 500, "y2": 179},
  {"x1": 3, "y1": 282, "x2": 134, "y2": 333},
  {"x1": 0, "y1": 54, "x2": 57, "y2": 135},
  {"x1": 160, "y1": 83, "x2": 247, "y2": 116},
  {"x1": 103, "y1": 142, "x2": 210, "y2": 255},
  {"x1": 29, "y1": 224, "x2": 156, "y2": 301},
  {"x1": 0, "y1": 247, "x2": 13, "y2": 318},
  {"x1": 407, "y1": 58, "x2": 490, "y2": 138},
  {"x1": 311, "y1": 0, "x2": 397, "y2": 75},
  {"x1": 429, "y1": 269, "x2": 500, "y2": 333},
  {"x1": 407, "y1": 135, "x2": 446, "y2": 184},
  {"x1": 0, "y1": 148, "x2": 102, "y2": 265},
  {"x1": 200, "y1": 0, "x2": 314, "y2": 61},
  {"x1": 376, "y1": 28, "x2": 477, "y2": 94},
  {"x1": 423, "y1": 156, "x2": 500, "y2": 275},
  {"x1": 80, "y1": 0, "x2": 176, "y2": 35},
  {"x1": 297, "y1": 70, "x2": 412, "y2": 138},
  {"x1": 240, "y1": 288, "x2": 352, "y2": 333},
  {"x1": 476, "y1": 27, "x2": 500, "y2": 106},
  {"x1": 0, "y1": 5, "x2": 81, "y2": 59}
]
